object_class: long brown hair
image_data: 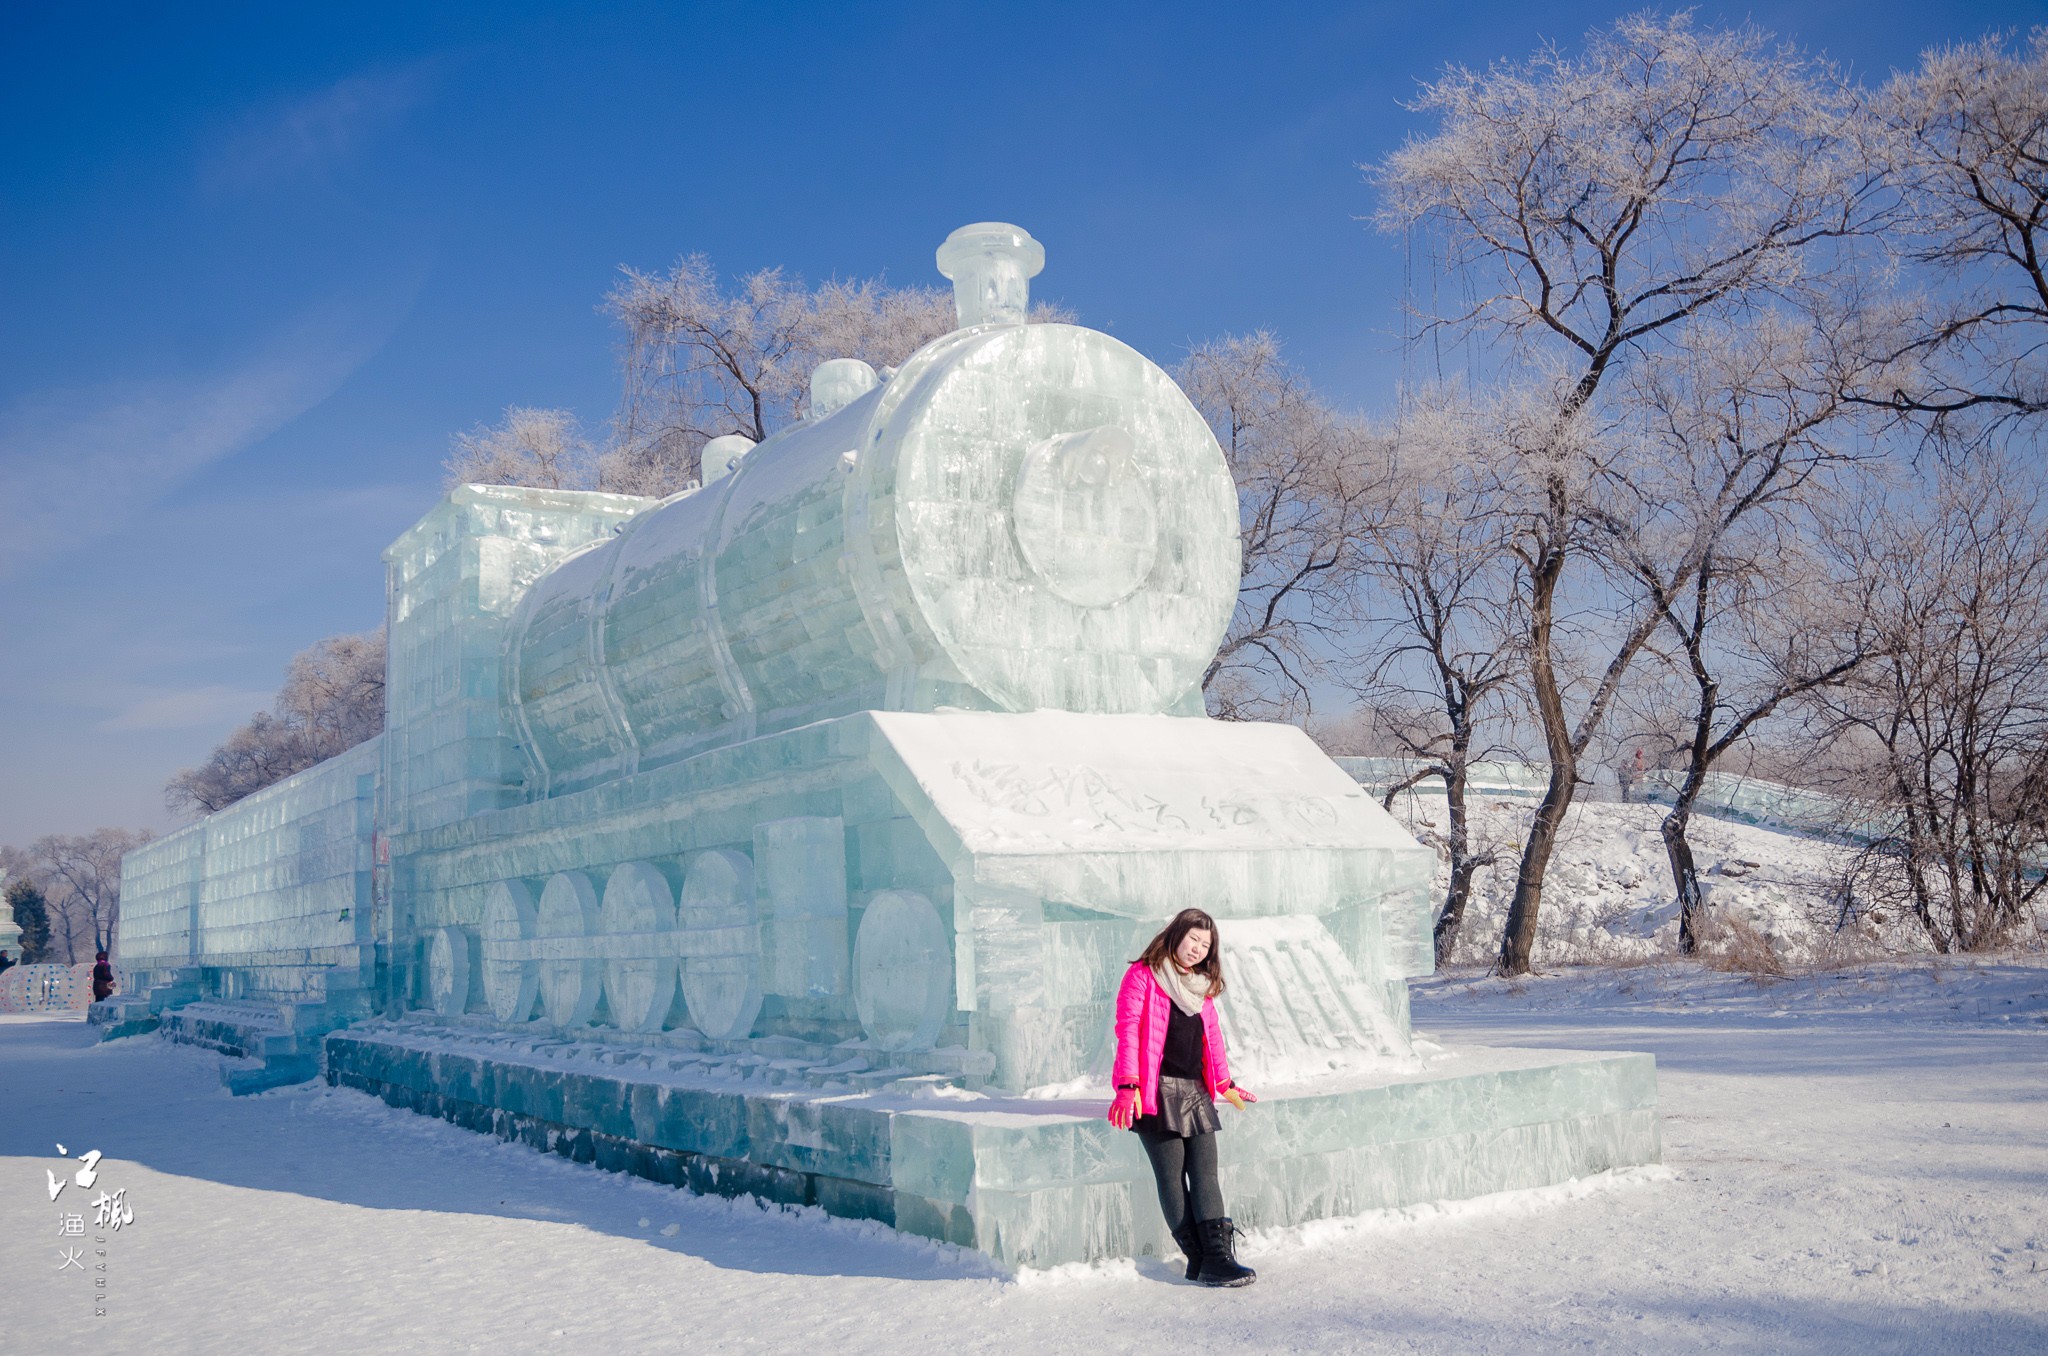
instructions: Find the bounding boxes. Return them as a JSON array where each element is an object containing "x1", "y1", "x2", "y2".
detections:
[{"x1": 1135, "y1": 908, "x2": 1226, "y2": 1000}]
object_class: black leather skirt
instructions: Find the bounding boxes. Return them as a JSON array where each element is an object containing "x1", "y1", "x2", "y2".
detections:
[{"x1": 1134, "y1": 1074, "x2": 1222, "y2": 1138}]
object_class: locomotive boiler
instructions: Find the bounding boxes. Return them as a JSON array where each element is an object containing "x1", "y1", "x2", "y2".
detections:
[{"x1": 504, "y1": 223, "x2": 1240, "y2": 796}]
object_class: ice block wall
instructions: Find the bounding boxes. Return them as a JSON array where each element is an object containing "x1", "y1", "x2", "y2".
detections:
[
  {"x1": 116, "y1": 737, "x2": 380, "y2": 1001},
  {"x1": 1639, "y1": 769, "x2": 1887, "y2": 840},
  {"x1": 117, "y1": 820, "x2": 207, "y2": 988}
]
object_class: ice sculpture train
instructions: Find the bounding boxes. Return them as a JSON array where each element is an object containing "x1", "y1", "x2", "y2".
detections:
[{"x1": 113, "y1": 223, "x2": 1658, "y2": 1267}]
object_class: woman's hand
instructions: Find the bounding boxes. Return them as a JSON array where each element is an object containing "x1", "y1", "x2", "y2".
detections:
[
  {"x1": 1107, "y1": 1088, "x2": 1140, "y2": 1130},
  {"x1": 1221, "y1": 1085, "x2": 1258, "y2": 1111}
]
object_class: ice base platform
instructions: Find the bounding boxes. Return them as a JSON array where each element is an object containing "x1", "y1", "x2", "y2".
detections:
[{"x1": 324, "y1": 1019, "x2": 1658, "y2": 1268}]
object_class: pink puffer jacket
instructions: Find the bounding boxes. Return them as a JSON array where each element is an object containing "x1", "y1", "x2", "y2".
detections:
[{"x1": 1111, "y1": 961, "x2": 1234, "y2": 1116}]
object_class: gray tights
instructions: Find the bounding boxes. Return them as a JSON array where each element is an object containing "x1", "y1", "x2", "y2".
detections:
[{"x1": 1136, "y1": 1126, "x2": 1225, "y2": 1231}]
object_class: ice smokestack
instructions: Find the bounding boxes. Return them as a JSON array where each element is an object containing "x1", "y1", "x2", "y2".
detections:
[{"x1": 935, "y1": 222, "x2": 1044, "y2": 328}]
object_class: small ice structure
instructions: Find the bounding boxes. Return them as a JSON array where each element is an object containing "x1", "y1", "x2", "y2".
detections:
[{"x1": 116, "y1": 223, "x2": 1657, "y2": 1264}]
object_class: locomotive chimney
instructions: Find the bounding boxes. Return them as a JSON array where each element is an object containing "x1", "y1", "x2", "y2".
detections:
[{"x1": 935, "y1": 222, "x2": 1044, "y2": 328}]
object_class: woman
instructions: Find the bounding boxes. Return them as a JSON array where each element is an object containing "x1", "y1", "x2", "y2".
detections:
[{"x1": 1108, "y1": 907, "x2": 1258, "y2": 1287}]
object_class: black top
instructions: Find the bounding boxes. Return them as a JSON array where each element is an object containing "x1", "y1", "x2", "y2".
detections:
[{"x1": 1160, "y1": 1001, "x2": 1206, "y2": 1081}]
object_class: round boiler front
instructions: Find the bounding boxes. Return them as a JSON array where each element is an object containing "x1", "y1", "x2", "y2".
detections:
[{"x1": 852, "y1": 322, "x2": 1237, "y2": 715}]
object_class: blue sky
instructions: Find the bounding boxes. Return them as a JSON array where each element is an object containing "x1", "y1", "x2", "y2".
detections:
[{"x1": 0, "y1": 1, "x2": 2024, "y2": 847}]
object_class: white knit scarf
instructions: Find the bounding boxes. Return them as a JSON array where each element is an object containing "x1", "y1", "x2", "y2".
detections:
[{"x1": 1154, "y1": 959, "x2": 1209, "y2": 1017}]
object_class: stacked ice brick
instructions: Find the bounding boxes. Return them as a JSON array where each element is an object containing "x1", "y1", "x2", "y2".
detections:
[
  {"x1": 116, "y1": 738, "x2": 378, "y2": 1001},
  {"x1": 115, "y1": 823, "x2": 206, "y2": 991},
  {"x1": 382, "y1": 485, "x2": 650, "y2": 837}
]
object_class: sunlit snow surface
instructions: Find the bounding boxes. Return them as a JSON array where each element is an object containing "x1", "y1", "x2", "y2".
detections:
[{"x1": 5, "y1": 954, "x2": 2042, "y2": 1353}]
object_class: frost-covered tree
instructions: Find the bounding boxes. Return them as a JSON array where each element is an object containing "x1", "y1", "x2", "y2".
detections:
[
  {"x1": 5, "y1": 876, "x2": 53, "y2": 964},
  {"x1": 1373, "y1": 11, "x2": 1882, "y2": 974},
  {"x1": 1814, "y1": 454, "x2": 2048, "y2": 951},
  {"x1": 275, "y1": 628, "x2": 386, "y2": 752},
  {"x1": 1606, "y1": 311, "x2": 1888, "y2": 951},
  {"x1": 1179, "y1": 333, "x2": 1386, "y2": 721},
  {"x1": 1860, "y1": 29, "x2": 2048, "y2": 426},
  {"x1": 165, "y1": 628, "x2": 386, "y2": 816},
  {"x1": 444, "y1": 406, "x2": 596, "y2": 491},
  {"x1": 601, "y1": 263, "x2": 969, "y2": 496},
  {"x1": 13, "y1": 829, "x2": 149, "y2": 961},
  {"x1": 1348, "y1": 391, "x2": 1523, "y2": 965}
]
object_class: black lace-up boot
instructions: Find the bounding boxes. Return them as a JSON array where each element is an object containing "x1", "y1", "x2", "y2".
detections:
[
  {"x1": 1194, "y1": 1217, "x2": 1256, "y2": 1287},
  {"x1": 1171, "y1": 1219, "x2": 1204, "y2": 1281}
]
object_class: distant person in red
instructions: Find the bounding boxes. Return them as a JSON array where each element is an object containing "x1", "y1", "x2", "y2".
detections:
[
  {"x1": 0, "y1": 949, "x2": 14, "y2": 975},
  {"x1": 91, "y1": 950, "x2": 116, "y2": 1003}
]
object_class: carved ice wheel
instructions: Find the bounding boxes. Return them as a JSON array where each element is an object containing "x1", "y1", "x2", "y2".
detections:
[
  {"x1": 677, "y1": 848, "x2": 761, "y2": 1040},
  {"x1": 537, "y1": 870, "x2": 603, "y2": 1028},
  {"x1": 852, "y1": 890, "x2": 951, "y2": 1051},
  {"x1": 481, "y1": 879, "x2": 540, "y2": 1023},
  {"x1": 427, "y1": 925, "x2": 477, "y2": 1019},
  {"x1": 600, "y1": 861, "x2": 678, "y2": 1033}
]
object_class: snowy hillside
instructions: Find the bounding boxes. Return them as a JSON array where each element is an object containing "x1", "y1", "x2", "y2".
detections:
[{"x1": 1384, "y1": 793, "x2": 1938, "y2": 969}]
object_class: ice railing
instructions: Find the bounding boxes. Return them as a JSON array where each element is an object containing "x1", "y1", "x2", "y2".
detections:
[
  {"x1": 1638, "y1": 770, "x2": 1884, "y2": 842},
  {"x1": 1337, "y1": 758, "x2": 1878, "y2": 843},
  {"x1": 1335, "y1": 758, "x2": 1552, "y2": 800}
]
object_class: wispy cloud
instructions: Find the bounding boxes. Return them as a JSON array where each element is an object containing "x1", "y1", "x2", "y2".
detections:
[
  {"x1": 201, "y1": 63, "x2": 436, "y2": 192},
  {"x1": 0, "y1": 287, "x2": 414, "y2": 576},
  {"x1": 96, "y1": 685, "x2": 274, "y2": 732}
]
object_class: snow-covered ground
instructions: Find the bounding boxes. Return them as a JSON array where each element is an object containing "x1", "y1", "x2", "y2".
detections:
[{"x1": 4, "y1": 959, "x2": 2043, "y2": 1354}]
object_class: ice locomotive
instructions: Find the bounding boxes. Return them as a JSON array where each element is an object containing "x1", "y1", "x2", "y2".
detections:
[{"x1": 113, "y1": 222, "x2": 1658, "y2": 1267}]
